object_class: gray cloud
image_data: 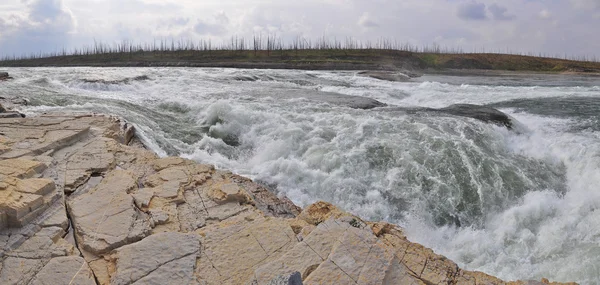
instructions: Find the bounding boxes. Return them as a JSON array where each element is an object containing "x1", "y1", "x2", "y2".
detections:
[
  {"x1": 488, "y1": 3, "x2": 515, "y2": 21},
  {"x1": 160, "y1": 17, "x2": 190, "y2": 29},
  {"x1": 0, "y1": 0, "x2": 75, "y2": 56},
  {"x1": 358, "y1": 13, "x2": 379, "y2": 28},
  {"x1": 194, "y1": 20, "x2": 227, "y2": 36},
  {"x1": 108, "y1": 0, "x2": 181, "y2": 14},
  {"x1": 457, "y1": 1, "x2": 488, "y2": 21}
]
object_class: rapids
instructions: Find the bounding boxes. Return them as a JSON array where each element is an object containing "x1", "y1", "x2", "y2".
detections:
[{"x1": 1, "y1": 67, "x2": 599, "y2": 283}]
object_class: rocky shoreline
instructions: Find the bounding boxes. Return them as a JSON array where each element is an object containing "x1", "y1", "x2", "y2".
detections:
[{"x1": 0, "y1": 99, "x2": 576, "y2": 284}]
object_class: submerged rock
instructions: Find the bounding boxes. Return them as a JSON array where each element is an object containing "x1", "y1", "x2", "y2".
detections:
[{"x1": 0, "y1": 113, "x2": 575, "y2": 285}]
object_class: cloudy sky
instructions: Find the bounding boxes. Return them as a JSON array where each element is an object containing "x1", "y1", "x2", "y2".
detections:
[{"x1": 1, "y1": 0, "x2": 599, "y2": 58}]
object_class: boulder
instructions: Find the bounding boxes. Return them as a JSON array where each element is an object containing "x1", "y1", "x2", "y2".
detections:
[{"x1": 437, "y1": 103, "x2": 514, "y2": 129}]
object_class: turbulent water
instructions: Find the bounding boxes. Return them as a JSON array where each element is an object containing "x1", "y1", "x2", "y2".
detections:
[{"x1": 2, "y1": 67, "x2": 600, "y2": 283}]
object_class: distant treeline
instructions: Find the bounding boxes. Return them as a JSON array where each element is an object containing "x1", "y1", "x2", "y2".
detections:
[{"x1": 1, "y1": 35, "x2": 599, "y2": 63}]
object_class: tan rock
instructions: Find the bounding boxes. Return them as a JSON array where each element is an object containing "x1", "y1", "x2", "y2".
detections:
[
  {"x1": 152, "y1": 156, "x2": 195, "y2": 171},
  {"x1": 206, "y1": 181, "x2": 251, "y2": 204},
  {"x1": 0, "y1": 158, "x2": 47, "y2": 179},
  {"x1": 68, "y1": 170, "x2": 151, "y2": 254},
  {"x1": 64, "y1": 138, "x2": 115, "y2": 192},
  {"x1": 297, "y1": 201, "x2": 348, "y2": 226},
  {"x1": 0, "y1": 174, "x2": 58, "y2": 228},
  {"x1": 110, "y1": 232, "x2": 200, "y2": 285}
]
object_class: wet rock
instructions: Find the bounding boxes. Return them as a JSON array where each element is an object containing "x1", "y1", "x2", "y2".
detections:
[
  {"x1": 0, "y1": 72, "x2": 12, "y2": 81},
  {"x1": 0, "y1": 112, "x2": 25, "y2": 119},
  {"x1": 81, "y1": 75, "x2": 150, "y2": 84},
  {"x1": 437, "y1": 104, "x2": 514, "y2": 129},
  {"x1": 357, "y1": 70, "x2": 411, "y2": 82},
  {"x1": 385, "y1": 104, "x2": 516, "y2": 129},
  {"x1": 0, "y1": 101, "x2": 25, "y2": 118}
]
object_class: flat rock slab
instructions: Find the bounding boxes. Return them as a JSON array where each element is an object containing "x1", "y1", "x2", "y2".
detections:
[
  {"x1": 68, "y1": 170, "x2": 151, "y2": 254},
  {"x1": 28, "y1": 256, "x2": 96, "y2": 285},
  {"x1": 110, "y1": 232, "x2": 200, "y2": 285},
  {"x1": 64, "y1": 138, "x2": 115, "y2": 192}
]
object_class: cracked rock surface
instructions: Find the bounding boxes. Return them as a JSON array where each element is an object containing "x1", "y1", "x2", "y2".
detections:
[{"x1": 0, "y1": 113, "x2": 576, "y2": 285}]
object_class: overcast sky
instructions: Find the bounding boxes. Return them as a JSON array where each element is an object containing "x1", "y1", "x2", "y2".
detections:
[{"x1": 1, "y1": 0, "x2": 599, "y2": 58}]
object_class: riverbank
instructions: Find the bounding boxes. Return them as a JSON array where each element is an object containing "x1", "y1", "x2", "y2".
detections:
[
  {"x1": 0, "y1": 97, "x2": 577, "y2": 284},
  {"x1": 2, "y1": 50, "x2": 600, "y2": 74}
]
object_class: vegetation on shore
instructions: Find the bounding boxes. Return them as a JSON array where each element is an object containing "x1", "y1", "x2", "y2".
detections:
[{"x1": 1, "y1": 37, "x2": 599, "y2": 73}]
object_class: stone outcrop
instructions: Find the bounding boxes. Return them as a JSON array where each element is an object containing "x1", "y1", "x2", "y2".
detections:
[{"x1": 0, "y1": 113, "x2": 576, "y2": 285}]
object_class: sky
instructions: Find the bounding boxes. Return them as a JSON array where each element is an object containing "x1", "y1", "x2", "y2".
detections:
[{"x1": 0, "y1": 0, "x2": 599, "y2": 59}]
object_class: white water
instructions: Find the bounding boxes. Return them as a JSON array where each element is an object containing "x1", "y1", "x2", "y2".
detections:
[{"x1": 2, "y1": 67, "x2": 600, "y2": 283}]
